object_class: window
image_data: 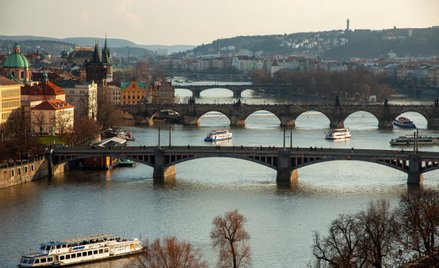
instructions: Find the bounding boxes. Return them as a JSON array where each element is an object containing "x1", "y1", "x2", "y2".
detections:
[
  {"x1": 88, "y1": 250, "x2": 92, "y2": 255},
  {"x1": 10, "y1": 169, "x2": 14, "y2": 177},
  {"x1": 24, "y1": 166, "x2": 28, "y2": 173},
  {"x1": 41, "y1": 258, "x2": 46, "y2": 263},
  {"x1": 104, "y1": 248, "x2": 109, "y2": 253},
  {"x1": 60, "y1": 256, "x2": 64, "y2": 261},
  {"x1": 66, "y1": 255, "x2": 70, "y2": 260},
  {"x1": 48, "y1": 257, "x2": 53, "y2": 262},
  {"x1": 93, "y1": 250, "x2": 98, "y2": 254},
  {"x1": 31, "y1": 165, "x2": 34, "y2": 171},
  {"x1": 35, "y1": 259, "x2": 40, "y2": 264},
  {"x1": 99, "y1": 249, "x2": 103, "y2": 254}
]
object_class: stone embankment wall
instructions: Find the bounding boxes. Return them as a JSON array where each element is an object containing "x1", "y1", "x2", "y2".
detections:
[{"x1": 0, "y1": 158, "x2": 49, "y2": 189}]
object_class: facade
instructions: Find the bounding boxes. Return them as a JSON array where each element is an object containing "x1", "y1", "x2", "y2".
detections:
[
  {"x1": 121, "y1": 80, "x2": 147, "y2": 105},
  {"x1": 31, "y1": 99, "x2": 75, "y2": 135},
  {"x1": 64, "y1": 81, "x2": 97, "y2": 120},
  {"x1": 0, "y1": 75, "x2": 21, "y2": 124},
  {"x1": 107, "y1": 81, "x2": 121, "y2": 105},
  {"x1": 2, "y1": 43, "x2": 31, "y2": 83},
  {"x1": 151, "y1": 80, "x2": 175, "y2": 104}
]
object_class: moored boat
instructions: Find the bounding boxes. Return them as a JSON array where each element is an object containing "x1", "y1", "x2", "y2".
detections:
[
  {"x1": 393, "y1": 116, "x2": 416, "y2": 129},
  {"x1": 325, "y1": 128, "x2": 351, "y2": 140},
  {"x1": 18, "y1": 234, "x2": 143, "y2": 267},
  {"x1": 389, "y1": 135, "x2": 439, "y2": 146},
  {"x1": 204, "y1": 129, "x2": 232, "y2": 142}
]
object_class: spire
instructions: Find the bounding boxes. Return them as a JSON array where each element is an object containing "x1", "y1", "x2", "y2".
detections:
[
  {"x1": 91, "y1": 40, "x2": 101, "y2": 64},
  {"x1": 102, "y1": 34, "x2": 111, "y2": 64}
]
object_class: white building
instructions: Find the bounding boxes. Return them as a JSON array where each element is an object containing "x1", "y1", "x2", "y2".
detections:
[
  {"x1": 31, "y1": 99, "x2": 75, "y2": 135},
  {"x1": 64, "y1": 81, "x2": 97, "y2": 120}
]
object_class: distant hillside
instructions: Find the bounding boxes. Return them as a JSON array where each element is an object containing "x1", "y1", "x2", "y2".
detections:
[
  {"x1": 190, "y1": 27, "x2": 439, "y2": 59},
  {"x1": 0, "y1": 35, "x2": 194, "y2": 55}
]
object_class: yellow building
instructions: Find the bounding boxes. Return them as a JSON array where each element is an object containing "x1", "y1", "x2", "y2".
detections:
[
  {"x1": 0, "y1": 75, "x2": 22, "y2": 124},
  {"x1": 121, "y1": 80, "x2": 147, "y2": 105}
]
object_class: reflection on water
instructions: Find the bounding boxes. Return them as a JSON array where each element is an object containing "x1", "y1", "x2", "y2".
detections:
[{"x1": 1, "y1": 92, "x2": 439, "y2": 267}]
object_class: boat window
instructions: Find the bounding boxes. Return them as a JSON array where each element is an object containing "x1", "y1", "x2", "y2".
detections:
[
  {"x1": 66, "y1": 255, "x2": 70, "y2": 260},
  {"x1": 35, "y1": 259, "x2": 40, "y2": 263},
  {"x1": 93, "y1": 250, "x2": 98, "y2": 254},
  {"x1": 40, "y1": 246, "x2": 45, "y2": 250},
  {"x1": 28, "y1": 259, "x2": 34, "y2": 264},
  {"x1": 56, "y1": 245, "x2": 61, "y2": 249},
  {"x1": 48, "y1": 257, "x2": 53, "y2": 261},
  {"x1": 83, "y1": 252, "x2": 88, "y2": 256},
  {"x1": 60, "y1": 256, "x2": 64, "y2": 260},
  {"x1": 21, "y1": 259, "x2": 28, "y2": 264},
  {"x1": 88, "y1": 250, "x2": 92, "y2": 255},
  {"x1": 41, "y1": 257, "x2": 46, "y2": 263},
  {"x1": 99, "y1": 249, "x2": 103, "y2": 254},
  {"x1": 104, "y1": 248, "x2": 109, "y2": 253}
]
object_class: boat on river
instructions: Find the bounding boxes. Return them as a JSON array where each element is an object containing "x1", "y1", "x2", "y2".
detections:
[
  {"x1": 204, "y1": 129, "x2": 232, "y2": 142},
  {"x1": 393, "y1": 116, "x2": 416, "y2": 129},
  {"x1": 18, "y1": 234, "x2": 143, "y2": 267},
  {"x1": 389, "y1": 135, "x2": 439, "y2": 146},
  {"x1": 325, "y1": 128, "x2": 351, "y2": 140}
]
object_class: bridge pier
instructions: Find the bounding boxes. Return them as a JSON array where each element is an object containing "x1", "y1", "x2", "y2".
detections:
[
  {"x1": 407, "y1": 155, "x2": 424, "y2": 185},
  {"x1": 153, "y1": 165, "x2": 176, "y2": 184},
  {"x1": 329, "y1": 120, "x2": 344, "y2": 129},
  {"x1": 276, "y1": 152, "x2": 298, "y2": 186},
  {"x1": 182, "y1": 115, "x2": 199, "y2": 125},
  {"x1": 153, "y1": 148, "x2": 176, "y2": 184},
  {"x1": 378, "y1": 119, "x2": 394, "y2": 129},
  {"x1": 230, "y1": 118, "x2": 246, "y2": 127},
  {"x1": 232, "y1": 90, "x2": 241, "y2": 99},
  {"x1": 280, "y1": 117, "x2": 295, "y2": 128}
]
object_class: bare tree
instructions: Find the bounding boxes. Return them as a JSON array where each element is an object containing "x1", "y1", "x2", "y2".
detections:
[
  {"x1": 356, "y1": 200, "x2": 400, "y2": 268},
  {"x1": 97, "y1": 97, "x2": 124, "y2": 129},
  {"x1": 210, "y1": 210, "x2": 252, "y2": 268},
  {"x1": 312, "y1": 214, "x2": 365, "y2": 267},
  {"x1": 138, "y1": 236, "x2": 208, "y2": 268},
  {"x1": 397, "y1": 190, "x2": 439, "y2": 258},
  {"x1": 55, "y1": 109, "x2": 73, "y2": 135},
  {"x1": 62, "y1": 116, "x2": 101, "y2": 146},
  {"x1": 33, "y1": 111, "x2": 45, "y2": 134}
]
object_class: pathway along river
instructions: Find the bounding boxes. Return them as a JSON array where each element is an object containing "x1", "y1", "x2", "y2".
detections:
[{"x1": 1, "y1": 87, "x2": 439, "y2": 267}]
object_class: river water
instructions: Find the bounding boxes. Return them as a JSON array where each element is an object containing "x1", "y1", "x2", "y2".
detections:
[{"x1": 1, "y1": 87, "x2": 439, "y2": 268}]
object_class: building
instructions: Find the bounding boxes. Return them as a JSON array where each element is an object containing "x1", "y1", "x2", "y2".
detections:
[
  {"x1": 2, "y1": 43, "x2": 31, "y2": 83},
  {"x1": 31, "y1": 99, "x2": 75, "y2": 135},
  {"x1": 151, "y1": 80, "x2": 175, "y2": 104},
  {"x1": 121, "y1": 80, "x2": 147, "y2": 105},
  {"x1": 107, "y1": 81, "x2": 122, "y2": 105},
  {"x1": 64, "y1": 81, "x2": 97, "y2": 120},
  {"x1": 21, "y1": 73, "x2": 66, "y2": 127},
  {"x1": 0, "y1": 75, "x2": 21, "y2": 124}
]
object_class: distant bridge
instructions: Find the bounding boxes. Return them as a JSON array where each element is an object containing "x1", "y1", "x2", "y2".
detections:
[
  {"x1": 121, "y1": 103, "x2": 439, "y2": 129},
  {"x1": 48, "y1": 146, "x2": 439, "y2": 185},
  {"x1": 173, "y1": 84, "x2": 291, "y2": 98}
]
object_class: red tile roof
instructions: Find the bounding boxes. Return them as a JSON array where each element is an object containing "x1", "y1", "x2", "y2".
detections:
[
  {"x1": 21, "y1": 81, "x2": 65, "y2": 96},
  {"x1": 31, "y1": 99, "x2": 75, "y2": 110}
]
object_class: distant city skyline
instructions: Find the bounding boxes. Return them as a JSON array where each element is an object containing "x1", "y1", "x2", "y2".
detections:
[{"x1": 1, "y1": 0, "x2": 438, "y2": 46}]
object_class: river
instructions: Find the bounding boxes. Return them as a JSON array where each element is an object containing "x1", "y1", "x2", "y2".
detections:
[{"x1": 1, "y1": 87, "x2": 438, "y2": 267}]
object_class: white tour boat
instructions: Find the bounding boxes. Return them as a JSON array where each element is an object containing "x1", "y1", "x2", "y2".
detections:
[
  {"x1": 18, "y1": 234, "x2": 143, "y2": 267},
  {"x1": 325, "y1": 128, "x2": 352, "y2": 140},
  {"x1": 389, "y1": 135, "x2": 439, "y2": 146},
  {"x1": 204, "y1": 129, "x2": 233, "y2": 142}
]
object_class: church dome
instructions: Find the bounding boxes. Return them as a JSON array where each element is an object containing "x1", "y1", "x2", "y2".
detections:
[{"x1": 4, "y1": 43, "x2": 30, "y2": 68}]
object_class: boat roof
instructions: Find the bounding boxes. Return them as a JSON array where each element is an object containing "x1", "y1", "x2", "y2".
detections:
[
  {"x1": 41, "y1": 234, "x2": 116, "y2": 246},
  {"x1": 21, "y1": 252, "x2": 48, "y2": 258}
]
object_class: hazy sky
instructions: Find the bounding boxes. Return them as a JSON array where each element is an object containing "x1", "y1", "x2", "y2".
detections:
[{"x1": 1, "y1": 0, "x2": 438, "y2": 45}]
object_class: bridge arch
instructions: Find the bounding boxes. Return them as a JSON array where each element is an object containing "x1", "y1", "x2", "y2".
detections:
[
  {"x1": 199, "y1": 87, "x2": 234, "y2": 98},
  {"x1": 245, "y1": 110, "x2": 281, "y2": 129},
  {"x1": 294, "y1": 110, "x2": 331, "y2": 129},
  {"x1": 198, "y1": 110, "x2": 231, "y2": 126},
  {"x1": 344, "y1": 111, "x2": 379, "y2": 129},
  {"x1": 174, "y1": 88, "x2": 194, "y2": 97}
]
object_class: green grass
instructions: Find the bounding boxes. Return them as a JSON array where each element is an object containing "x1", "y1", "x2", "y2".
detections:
[{"x1": 37, "y1": 136, "x2": 64, "y2": 145}]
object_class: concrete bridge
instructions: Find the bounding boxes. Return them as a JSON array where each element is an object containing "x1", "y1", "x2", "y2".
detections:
[
  {"x1": 173, "y1": 84, "x2": 291, "y2": 98},
  {"x1": 48, "y1": 146, "x2": 439, "y2": 186},
  {"x1": 122, "y1": 103, "x2": 439, "y2": 129}
]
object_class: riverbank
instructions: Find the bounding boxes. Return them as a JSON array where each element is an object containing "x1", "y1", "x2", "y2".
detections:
[{"x1": 0, "y1": 158, "x2": 49, "y2": 189}]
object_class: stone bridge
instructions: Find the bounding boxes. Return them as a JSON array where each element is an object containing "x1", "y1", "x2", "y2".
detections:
[
  {"x1": 121, "y1": 103, "x2": 439, "y2": 129},
  {"x1": 48, "y1": 146, "x2": 439, "y2": 186},
  {"x1": 173, "y1": 84, "x2": 291, "y2": 98}
]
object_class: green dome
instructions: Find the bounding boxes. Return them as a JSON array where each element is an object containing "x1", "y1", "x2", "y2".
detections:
[{"x1": 3, "y1": 43, "x2": 30, "y2": 68}]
